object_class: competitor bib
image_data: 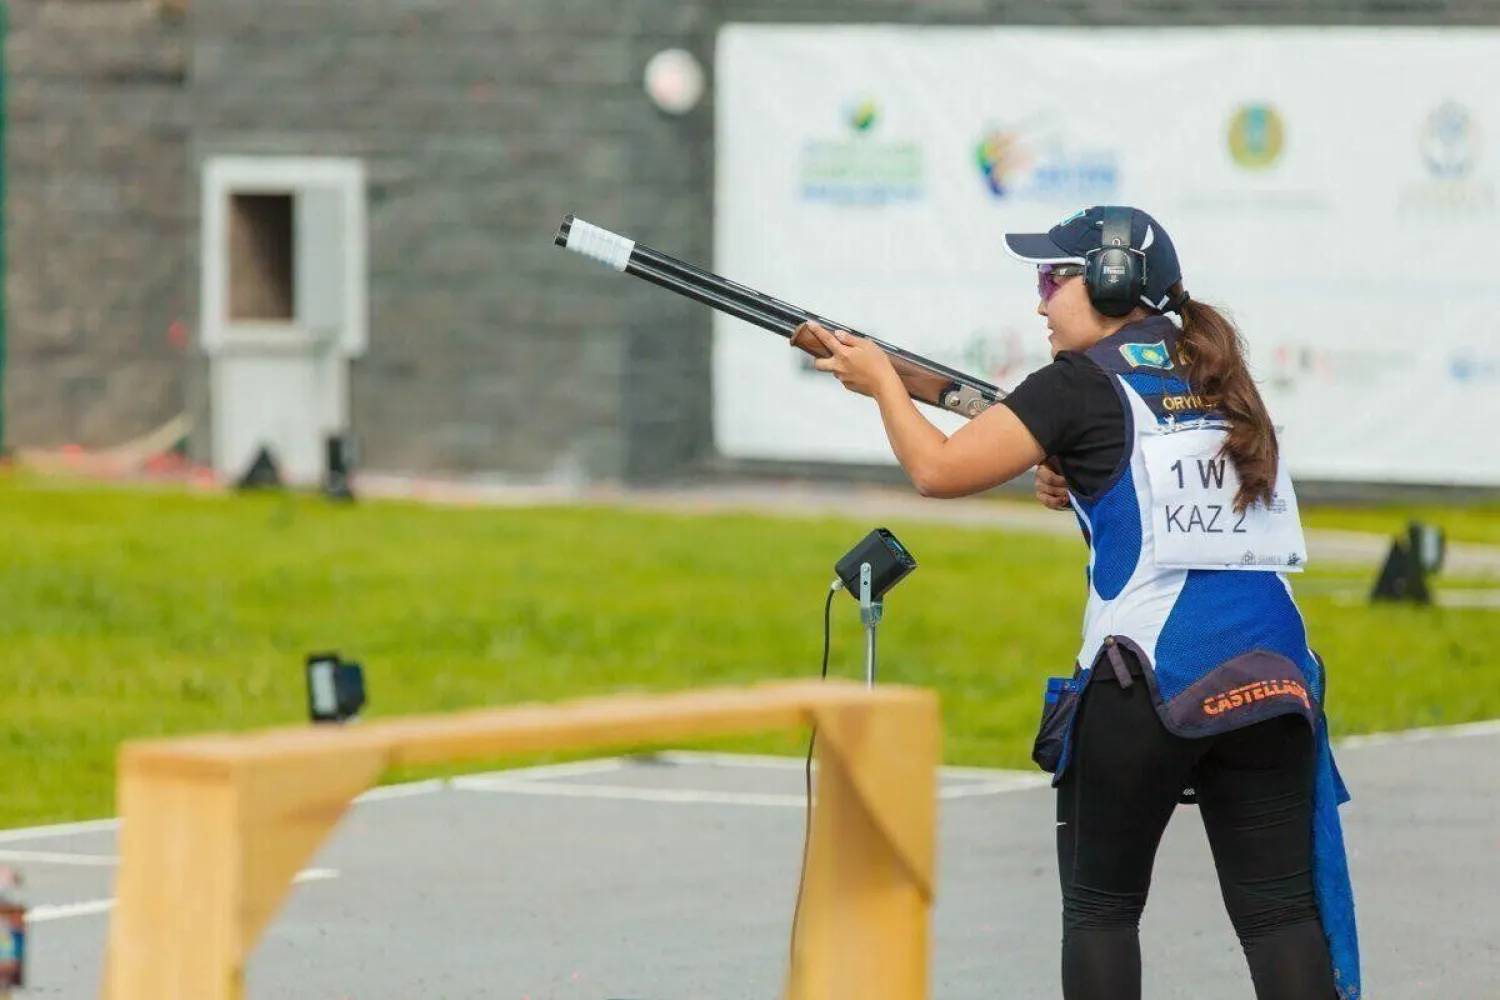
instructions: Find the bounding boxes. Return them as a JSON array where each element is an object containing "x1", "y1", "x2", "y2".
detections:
[{"x1": 1140, "y1": 425, "x2": 1308, "y2": 572}]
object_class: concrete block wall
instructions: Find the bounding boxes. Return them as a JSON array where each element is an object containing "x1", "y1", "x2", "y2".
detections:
[
  {"x1": 5, "y1": 0, "x2": 190, "y2": 449},
  {"x1": 189, "y1": 0, "x2": 679, "y2": 479}
]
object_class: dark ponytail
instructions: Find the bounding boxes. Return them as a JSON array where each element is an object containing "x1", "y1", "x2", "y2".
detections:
[{"x1": 1170, "y1": 284, "x2": 1278, "y2": 513}]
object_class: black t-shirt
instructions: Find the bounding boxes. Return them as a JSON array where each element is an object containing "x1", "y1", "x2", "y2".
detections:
[{"x1": 1000, "y1": 351, "x2": 1128, "y2": 501}]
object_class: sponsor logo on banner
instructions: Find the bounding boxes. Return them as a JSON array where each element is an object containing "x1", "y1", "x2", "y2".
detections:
[
  {"x1": 974, "y1": 124, "x2": 1118, "y2": 202},
  {"x1": 1398, "y1": 101, "x2": 1495, "y2": 216},
  {"x1": 1449, "y1": 350, "x2": 1500, "y2": 384},
  {"x1": 1173, "y1": 102, "x2": 1326, "y2": 213},
  {"x1": 847, "y1": 97, "x2": 879, "y2": 133},
  {"x1": 1226, "y1": 103, "x2": 1286, "y2": 170},
  {"x1": 960, "y1": 328, "x2": 1054, "y2": 391},
  {"x1": 1267, "y1": 343, "x2": 1412, "y2": 392},
  {"x1": 799, "y1": 98, "x2": 925, "y2": 206},
  {"x1": 1420, "y1": 100, "x2": 1479, "y2": 178}
]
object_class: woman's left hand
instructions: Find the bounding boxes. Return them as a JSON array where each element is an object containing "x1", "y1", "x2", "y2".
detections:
[{"x1": 792, "y1": 322, "x2": 899, "y2": 398}]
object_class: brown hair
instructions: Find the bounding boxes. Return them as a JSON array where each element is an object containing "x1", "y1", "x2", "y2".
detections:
[{"x1": 1169, "y1": 283, "x2": 1278, "y2": 513}]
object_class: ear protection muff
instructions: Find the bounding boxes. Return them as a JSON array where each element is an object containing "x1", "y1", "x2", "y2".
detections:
[{"x1": 1085, "y1": 207, "x2": 1147, "y2": 318}]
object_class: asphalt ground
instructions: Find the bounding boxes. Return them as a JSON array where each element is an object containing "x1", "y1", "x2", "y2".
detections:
[{"x1": 4, "y1": 725, "x2": 1498, "y2": 1000}]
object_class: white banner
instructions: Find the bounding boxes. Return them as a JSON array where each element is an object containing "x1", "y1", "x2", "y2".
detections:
[{"x1": 712, "y1": 25, "x2": 1500, "y2": 485}]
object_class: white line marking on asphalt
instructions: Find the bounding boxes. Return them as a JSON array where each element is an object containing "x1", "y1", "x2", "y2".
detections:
[
  {"x1": 1338, "y1": 718, "x2": 1500, "y2": 748},
  {"x1": 453, "y1": 779, "x2": 809, "y2": 807},
  {"x1": 25, "y1": 869, "x2": 340, "y2": 924},
  {"x1": 940, "y1": 778, "x2": 1052, "y2": 797},
  {"x1": 27, "y1": 899, "x2": 116, "y2": 923},
  {"x1": 455, "y1": 775, "x2": 1047, "y2": 806},
  {"x1": 643, "y1": 749, "x2": 1041, "y2": 781},
  {"x1": 0, "y1": 850, "x2": 119, "y2": 867},
  {"x1": 0, "y1": 819, "x2": 121, "y2": 845},
  {"x1": 0, "y1": 761, "x2": 632, "y2": 842},
  {"x1": 355, "y1": 780, "x2": 450, "y2": 803},
  {"x1": 461, "y1": 759, "x2": 628, "y2": 782}
]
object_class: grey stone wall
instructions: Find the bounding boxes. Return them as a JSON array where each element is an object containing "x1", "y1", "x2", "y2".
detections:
[
  {"x1": 8, "y1": 0, "x2": 1500, "y2": 480},
  {"x1": 4, "y1": 0, "x2": 190, "y2": 450},
  {"x1": 188, "y1": 0, "x2": 670, "y2": 479}
]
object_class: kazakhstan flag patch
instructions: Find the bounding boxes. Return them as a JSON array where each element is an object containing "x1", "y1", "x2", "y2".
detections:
[{"x1": 1119, "y1": 340, "x2": 1174, "y2": 370}]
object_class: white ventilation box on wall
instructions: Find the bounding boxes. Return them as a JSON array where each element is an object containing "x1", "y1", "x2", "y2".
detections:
[{"x1": 200, "y1": 156, "x2": 367, "y2": 486}]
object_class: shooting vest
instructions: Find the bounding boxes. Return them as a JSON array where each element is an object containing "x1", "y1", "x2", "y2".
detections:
[
  {"x1": 1039, "y1": 315, "x2": 1362, "y2": 999},
  {"x1": 1067, "y1": 315, "x2": 1317, "y2": 738}
]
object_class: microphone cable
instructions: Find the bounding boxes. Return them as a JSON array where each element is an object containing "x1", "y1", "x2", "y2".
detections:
[{"x1": 786, "y1": 578, "x2": 841, "y2": 980}]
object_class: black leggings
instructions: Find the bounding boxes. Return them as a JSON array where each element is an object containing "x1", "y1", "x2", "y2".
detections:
[{"x1": 1056, "y1": 665, "x2": 1337, "y2": 1000}]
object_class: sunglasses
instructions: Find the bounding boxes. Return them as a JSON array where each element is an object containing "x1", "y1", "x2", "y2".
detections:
[{"x1": 1037, "y1": 264, "x2": 1086, "y2": 302}]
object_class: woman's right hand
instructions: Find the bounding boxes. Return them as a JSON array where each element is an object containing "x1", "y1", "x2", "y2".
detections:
[{"x1": 1034, "y1": 460, "x2": 1071, "y2": 511}]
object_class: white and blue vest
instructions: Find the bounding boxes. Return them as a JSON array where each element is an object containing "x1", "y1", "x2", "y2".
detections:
[
  {"x1": 1049, "y1": 317, "x2": 1362, "y2": 999},
  {"x1": 1066, "y1": 318, "x2": 1321, "y2": 739}
]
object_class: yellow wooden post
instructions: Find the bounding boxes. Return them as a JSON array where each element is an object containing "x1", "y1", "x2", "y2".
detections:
[
  {"x1": 785, "y1": 696, "x2": 940, "y2": 1000},
  {"x1": 104, "y1": 740, "x2": 387, "y2": 1000},
  {"x1": 101, "y1": 680, "x2": 939, "y2": 1000}
]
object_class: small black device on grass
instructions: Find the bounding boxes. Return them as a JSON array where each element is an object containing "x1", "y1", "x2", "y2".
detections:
[
  {"x1": 322, "y1": 431, "x2": 358, "y2": 502},
  {"x1": 306, "y1": 651, "x2": 367, "y2": 724},
  {"x1": 1370, "y1": 520, "x2": 1446, "y2": 605}
]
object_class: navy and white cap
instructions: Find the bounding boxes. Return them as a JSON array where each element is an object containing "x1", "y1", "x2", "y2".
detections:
[{"x1": 1003, "y1": 205, "x2": 1187, "y2": 313}]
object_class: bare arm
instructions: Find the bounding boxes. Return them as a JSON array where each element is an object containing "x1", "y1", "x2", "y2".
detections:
[
  {"x1": 871, "y1": 378, "x2": 1046, "y2": 498},
  {"x1": 798, "y1": 323, "x2": 1046, "y2": 498}
]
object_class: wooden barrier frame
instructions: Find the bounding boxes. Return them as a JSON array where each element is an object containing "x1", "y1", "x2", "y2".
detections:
[{"x1": 102, "y1": 679, "x2": 940, "y2": 1000}]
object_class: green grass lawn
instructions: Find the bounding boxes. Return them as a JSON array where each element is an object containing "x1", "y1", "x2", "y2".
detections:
[
  {"x1": 3, "y1": 469, "x2": 1498, "y2": 829},
  {"x1": 1301, "y1": 503, "x2": 1500, "y2": 547}
]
